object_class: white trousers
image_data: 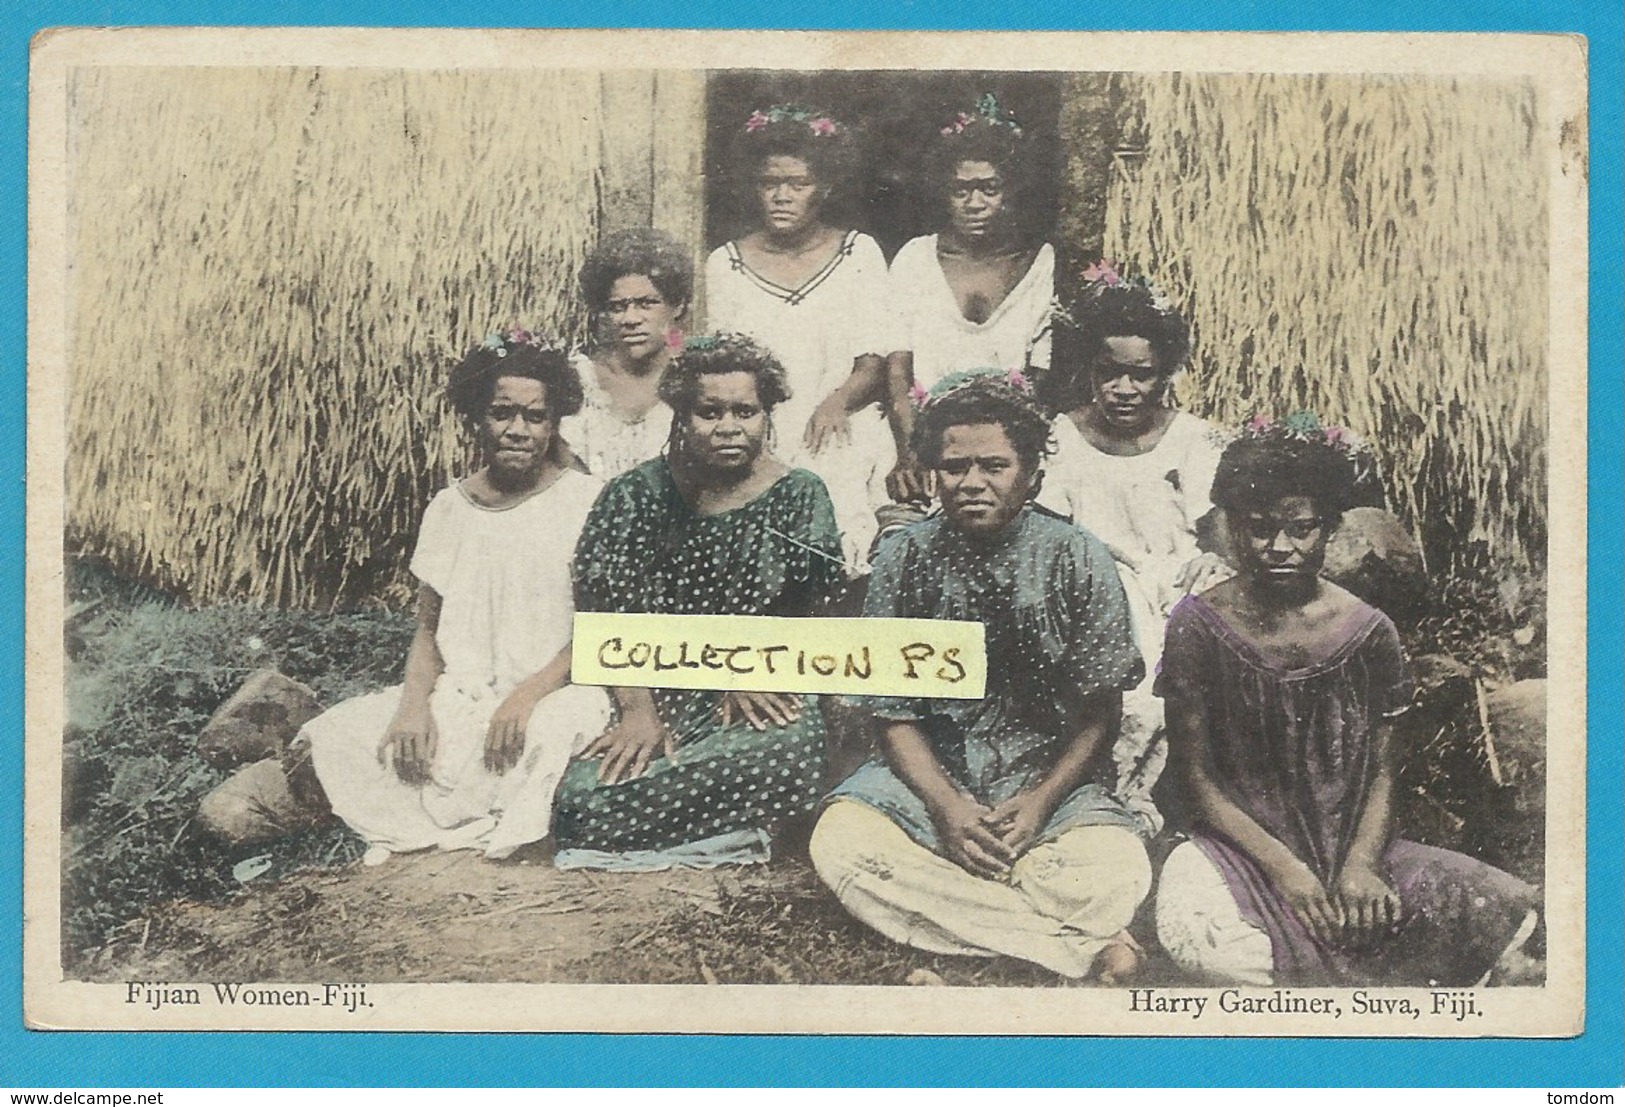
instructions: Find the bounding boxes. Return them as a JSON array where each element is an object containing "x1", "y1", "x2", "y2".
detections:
[
  {"x1": 810, "y1": 799, "x2": 1152, "y2": 978},
  {"x1": 1154, "y1": 839, "x2": 1275, "y2": 984}
]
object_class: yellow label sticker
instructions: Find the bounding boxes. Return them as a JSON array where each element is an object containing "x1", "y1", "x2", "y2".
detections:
[{"x1": 571, "y1": 613, "x2": 987, "y2": 699}]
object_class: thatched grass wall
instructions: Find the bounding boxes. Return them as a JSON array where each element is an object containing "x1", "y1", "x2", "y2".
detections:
[
  {"x1": 1096, "y1": 74, "x2": 1547, "y2": 572},
  {"x1": 69, "y1": 67, "x2": 1547, "y2": 606},
  {"x1": 66, "y1": 68, "x2": 606, "y2": 608}
]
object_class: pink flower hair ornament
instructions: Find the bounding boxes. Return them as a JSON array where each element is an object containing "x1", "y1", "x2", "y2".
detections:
[
  {"x1": 1241, "y1": 410, "x2": 1370, "y2": 463},
  {"x1": 479, "y1": 327, "x2": 561, "y2": 359},
  {"x1": 1081, "y1": 260, "x2": 1122, "y2": 286},
  {"x1": 941, "y1": 94, "x2": 1023, "y2": 138},
  {"x1": 917, "y1": 366, "x2": 1037, "y2": 410},
  {"x1": 743, "y1": 104, "x2": 843, "y2": 137},
  {"x1": 1076, "y1": 259, "x2": 1177, "y2": 314}
]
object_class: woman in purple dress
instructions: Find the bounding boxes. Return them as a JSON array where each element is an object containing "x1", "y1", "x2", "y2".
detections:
[{"x1": 1153, "y1": 415, "x2": 1539, "y2": 985}]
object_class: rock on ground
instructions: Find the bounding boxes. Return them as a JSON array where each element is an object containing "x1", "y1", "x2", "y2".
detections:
[{"x1": 197, "y1": 669, "x2": 324, "y2": 769}]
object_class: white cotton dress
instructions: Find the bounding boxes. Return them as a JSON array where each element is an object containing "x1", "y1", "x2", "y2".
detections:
[
  {"x1": 559, "y1": 352, "x2": 673, "y2": 480},
  {"x1": 1037, "y1": 410, "x2": 1227, "y2": 833},
  {"x1": 705, "y1": 229, "x2": 895, "y2": 570},
  {"x1": 887, "y1": 234, "x2": 1055, "y2": 390},
  {"x1": 304, "y1": 468, "x2": 614, "y2": 860}
]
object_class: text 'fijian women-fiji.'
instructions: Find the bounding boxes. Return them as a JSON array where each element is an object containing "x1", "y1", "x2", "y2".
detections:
[{"x1": 125, "y1": 982, "x2": 373, "y2": 1012}]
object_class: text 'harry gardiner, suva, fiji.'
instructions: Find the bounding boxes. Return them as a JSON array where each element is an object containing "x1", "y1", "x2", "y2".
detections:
[
  {"x1": 126, "y1": 981, "x2": 374, "y2": 1013},
  {"x1": 1126, "y1": 988, "x2": 1484, "y2": 1021}
]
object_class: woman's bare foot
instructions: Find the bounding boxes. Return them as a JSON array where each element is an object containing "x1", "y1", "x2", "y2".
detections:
[{"x1": 1092, "y1": 930, "x2": 1145, "y2": 986}]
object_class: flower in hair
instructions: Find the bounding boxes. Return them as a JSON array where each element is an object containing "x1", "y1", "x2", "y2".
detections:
[
  {"x1": 1079, "y1": 259, "x2": 1178, "y2": 314},
  {"x1": 1239, "y1": 411, "x2": 1375, "y2": 487},
  {"x1": 923, "y1": 367, "x2": 1036, "y2": 409},
  {"x1": 1244, "y1": 410, "x2": 1367, "y2": 455},
  {"x1": 1081, "y1": 260, "x2": 1122, "y2": 286},
  {"x1": 745, "y1": 104, "x2": 842, "y2": 137},
  {"x1": 1281, "y1": 410, "x2": 1324, "y2": 436},
  {"x1": 479, "y1": 327, "x2": 562, "y2": 358},
  {"x1": 908, "y1": 381, "x2": 930, "y2": 407},
  {"x1": 942, "y1": 95, "x2": 1023, "y2": 137}
]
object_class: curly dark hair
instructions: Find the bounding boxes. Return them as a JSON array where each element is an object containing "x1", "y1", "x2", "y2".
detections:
[
  {"x1": 577, "y1": 226, "x2": 694, "y2": 314},
  {"x1": 1211, "y1": 429, "x2": 1361, "y2": 521},
  {"x1": 657, "y1": 332, "x2": 793, "y2": 415},
  {"x1": 932, "y1": 117, "x2": 1028, "y2": 193},
  {"x1": 1039, "y1": 282, "x2": 1192, "y2": 412},
  {"x1": 446, "y1": 335, "x2": 583, "y2": 426},
  {"x1": 728, "y1": 106, "x2": 858, "y2": 203},
  {"x1": 912, "y1": 374, "x2": 1053, "y2": 470}
]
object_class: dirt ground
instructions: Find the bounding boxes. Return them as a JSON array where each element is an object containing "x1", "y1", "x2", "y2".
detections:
[
  {"x1": 79, "y1": 848, "x2": 1088, "y2": 988},
  {"x1": 86, "y1": 851, "x2": 785, "y2": 984}
]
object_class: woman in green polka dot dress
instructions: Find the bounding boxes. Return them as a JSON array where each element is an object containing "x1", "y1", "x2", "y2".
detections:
[{"x1": 552, "y1": 333, "x2": 846, "y2": 866}]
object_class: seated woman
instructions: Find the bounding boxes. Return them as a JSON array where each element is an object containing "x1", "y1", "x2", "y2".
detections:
[
  {"x1": 705, "y1": 105, "x2": 903, "y2": 567},
  {"x1": 811, "y1": 371, "x2": 1152, "y2": 981},
  {"x1": 304, "y1": 331, "x2": 612, "y2": 864},
  {"x1": 885, "y1": 95, "x2": 1054, "y2": 488},
  {"x1": 1154, "y1": 416, "x2": 1540, "y2": 985},
  {"x1": 1035, "y1": 265, "x2": 1230, "y2": 833},
  {"x1": 563, "y1": 226, "x2": 692, "y2": 480},
  {"x1": 551, "y1": 333, "x2": 845, "y2": 868}
]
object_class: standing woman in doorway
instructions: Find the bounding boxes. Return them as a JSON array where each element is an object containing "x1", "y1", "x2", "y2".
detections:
[
  {"x1": 705, "y1": 105, "x2": 904, "y2": 569},
  {"x1": 886, "y1": 94, "x2": 1056, "y2": 491}
]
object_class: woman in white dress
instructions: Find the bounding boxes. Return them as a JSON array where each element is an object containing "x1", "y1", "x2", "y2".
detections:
[
  {"x1": 886, "y1": 94, "x2": 1055, "y2": 493},
  {"x1": 705, "y1": 104, "x2": 903, "y2": 568},
  {"x1": 303, "y1": 332, "x2": 612, "y2": 864},
  {"x1": 1036, "y1": 266, "x2": 1231, "y2": 834},
  {"x1": 561, "y1": 227, "x2": 692, "y2": 480}
]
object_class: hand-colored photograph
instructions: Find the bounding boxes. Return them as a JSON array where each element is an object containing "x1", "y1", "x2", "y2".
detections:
[{"x1": 23, "y1": 27, "x2": 1587, "y2": 1035}]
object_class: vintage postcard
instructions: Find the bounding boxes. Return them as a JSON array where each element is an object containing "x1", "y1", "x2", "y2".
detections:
[{"x1": 24, "y1": 27, "x2": 1587, "y2": 1035}]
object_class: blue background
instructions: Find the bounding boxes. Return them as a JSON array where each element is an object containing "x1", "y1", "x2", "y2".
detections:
[{"x1": 3, "y1": 0, "x2": 1619, "y2": 1089}]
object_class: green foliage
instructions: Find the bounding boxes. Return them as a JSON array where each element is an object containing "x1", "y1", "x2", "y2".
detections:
[{"x1": 63, "y1": 559, "x2": 413, "y2": 969}]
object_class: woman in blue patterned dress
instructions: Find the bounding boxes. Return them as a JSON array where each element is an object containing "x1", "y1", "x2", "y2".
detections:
[{"x1": 810, "y1": 371, "x2": 1153, "y2": 980}]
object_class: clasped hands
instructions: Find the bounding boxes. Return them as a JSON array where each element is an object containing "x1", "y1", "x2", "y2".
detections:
[
  {"x1": 933, "y1": 789, "x2": 1057, "y2": 881},
  {"x1": 1274, "y1": 856, "x2": 1403, "y2": 950}
]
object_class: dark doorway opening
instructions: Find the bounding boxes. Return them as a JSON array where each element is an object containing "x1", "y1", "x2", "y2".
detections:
[{"x1": 704, "y1": 70, "x2": 1064, "y2": 260}]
